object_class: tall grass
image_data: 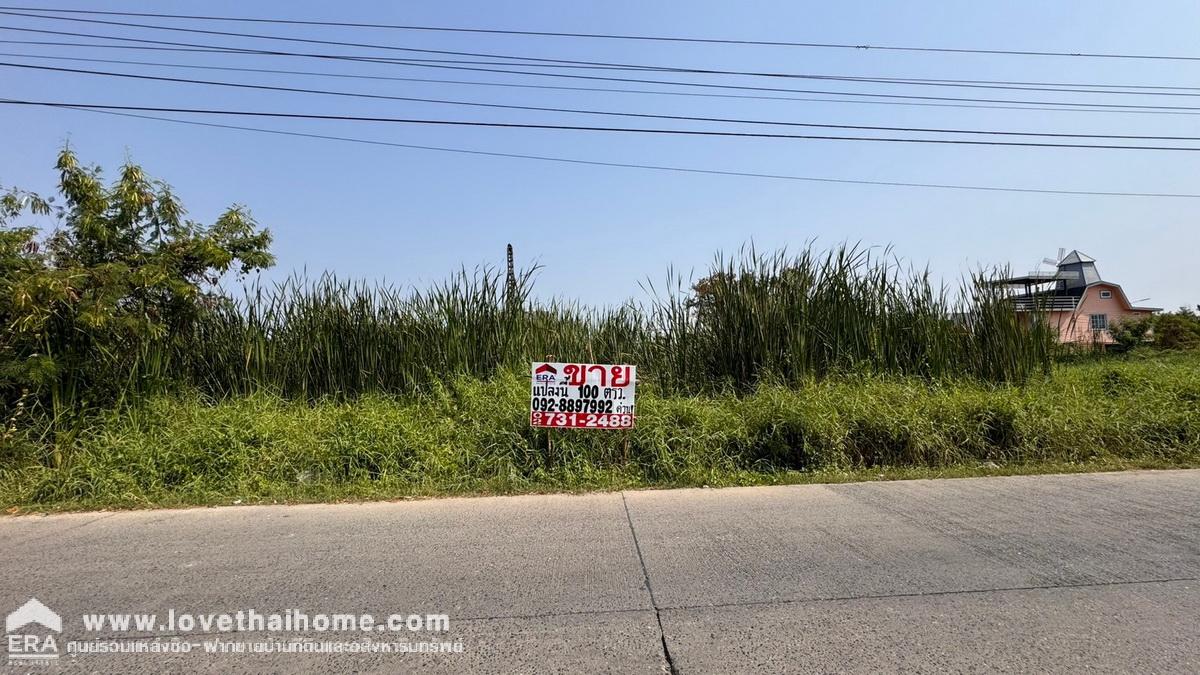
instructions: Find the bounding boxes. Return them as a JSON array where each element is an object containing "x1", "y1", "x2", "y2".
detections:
[
  {"x1": 6, "y1": 353, "x2": 1197, "y2": 508},
  {"x1": 645, "y1": 246, "x2": 1053, "y2": 391},
  {"x1": 169, "y1": 267, "x2": 648, "y2": 399},
  {"x1": 145, "y1": 244, "x2": 1052, "y2": 399}
]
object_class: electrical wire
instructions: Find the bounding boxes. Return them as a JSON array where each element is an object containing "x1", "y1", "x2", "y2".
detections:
[
  {"x1": 5, "y1": 99, "x2": 1200, "y2": 151},
  {"x1": 7, "y1": 60, "x2": 1200, "y2": 140},
  {"x1": 4, "y1": 5, "x2": 1200, "y2": 63},
  {"x1": 7, "y1": 47, "x2": 1200, "y2": 98},
  {"x1": 6, "y1": 37, "x2": 1199, "y2": 93},
  {"x1": 5, "y1": 9, "x2": 1200, "y2": 90},
  {"x1": 11, "y1": 44, "x2": 1199, "y2": 118},
  {"x1": 18, "y1": 99, "x2": 1199, "y2": 199},
  {"x1": 2, "y1": 27, "x2": 1197, "y2": 113}
]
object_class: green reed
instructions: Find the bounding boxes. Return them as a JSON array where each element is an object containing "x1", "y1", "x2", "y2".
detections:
[{"x1": 152, "y1": 244, "x2": 1053, "y2": 400}]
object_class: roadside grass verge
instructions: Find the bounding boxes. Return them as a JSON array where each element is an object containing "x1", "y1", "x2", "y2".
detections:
[{"x1": 2, "y1": 353, "x2": 1197, "y2": 512}]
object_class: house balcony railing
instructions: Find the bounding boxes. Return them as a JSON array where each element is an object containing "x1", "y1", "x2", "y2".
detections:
[{"x1": 1011, "y1": 295, "x2": 1079, "y2": 311}]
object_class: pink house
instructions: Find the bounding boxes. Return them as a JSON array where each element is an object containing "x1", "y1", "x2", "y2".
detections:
[{"x1": 999, "y1": 251, "x2": 1159, "y2": 345}]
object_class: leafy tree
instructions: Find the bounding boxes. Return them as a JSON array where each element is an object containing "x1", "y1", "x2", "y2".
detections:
[
  {"x1": 1, "y1": 147, "x2": 274, "y2": 428},
  {"x1": 1111, "y1": 307, "x2": 1200, "y2": 352},
  {"x1": 1153, "y1": 306, "x2": 1200, "y2": 350},
  {"x1": 1109, "y1": 315, "x2": 1154, "y2": 351}
]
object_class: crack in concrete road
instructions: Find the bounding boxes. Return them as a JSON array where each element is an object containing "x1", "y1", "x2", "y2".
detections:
[{"x1": 622, "y1": 491, "x2": 678, "y2": 674}]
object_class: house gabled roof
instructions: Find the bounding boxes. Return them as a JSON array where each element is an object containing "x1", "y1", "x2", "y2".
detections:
[
  {"x1": 1084, "y1": 281, "x2": 1161, "y2": 313},
  {"x1": 1058, "y1": 250, "x2": 1095, "y2": 265}
]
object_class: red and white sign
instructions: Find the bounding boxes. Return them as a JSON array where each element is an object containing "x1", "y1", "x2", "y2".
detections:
[{"x1": 530, "y1": 362, "x2": 637, "y2": 429}]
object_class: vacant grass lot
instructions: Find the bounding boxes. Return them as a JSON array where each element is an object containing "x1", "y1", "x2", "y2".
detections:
[{"x1": 2, "y1": 352, "x2": 1196, "y2": 511}]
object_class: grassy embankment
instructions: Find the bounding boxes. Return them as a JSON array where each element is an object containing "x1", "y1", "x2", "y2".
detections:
[{"x1": 3, "y1": 352, "x2": 1196, "y2": 511}]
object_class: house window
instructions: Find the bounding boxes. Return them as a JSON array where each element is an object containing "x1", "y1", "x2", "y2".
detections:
[
  {"x1": 1099, "y1": 290, "x2": 1112, "y2": 299},
  {"x1": 1090, "y1": 314, "x2": 1108, "y2": 331}
]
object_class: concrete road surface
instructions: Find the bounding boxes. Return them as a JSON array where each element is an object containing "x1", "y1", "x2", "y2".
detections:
[{"x1": 1, "y1": 470, "x2": 1197, "y2": 673}]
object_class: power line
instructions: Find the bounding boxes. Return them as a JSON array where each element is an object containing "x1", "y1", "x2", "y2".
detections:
[
  {"x1": 11, "y1": 97, "x2": 1200, "y2": 196},
  {"x1": 3, "y1": 27, "x2": 1197, "y2": 114},
  {"x1": 0, "y1": 37, "x2": 666, "y2": 73},
  {"x1": 6, "y1": 9, "x2": 1200, "y2": 93},
  {"x1": 12, "y1": 44, "x2": 1197, "y2": 118},
  {"x1": 8, "y1": 47, "x2": 1200, "y2": 99},
  {"x1": 20, "y1": 99, "x2": 1199, "y2": 199},
  {"x1": 0, "y1": 50, "x2": 990, "y2": 101},
  {"x1": 6, "y1": 37, "x2": 1199, "y2": 93},
  {"x1": 5, "y1": 99, "x2": 1200, "y2": 151},
  {"x1": 5, "y1": 5, "x2": 1200, "y2": 63},
  {"x1": 8, "y1": 61, "x2": 1200, "y2": 142},
  {"x1": 0, "y1": 9, "x2": 956, "y2": 76}
]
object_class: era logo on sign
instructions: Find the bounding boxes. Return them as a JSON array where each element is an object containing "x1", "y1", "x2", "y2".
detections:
[
  {"x1": 6, "y1": 598, "x2": 61, "y2": 665},
  {"x1": 534, "y1": 363, "x2": 558, "y2": 383}
]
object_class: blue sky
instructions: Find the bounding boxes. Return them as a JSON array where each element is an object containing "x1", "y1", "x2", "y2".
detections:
[{"x1": 3, "y1": 1, "x2": 1199, "y2": 309}]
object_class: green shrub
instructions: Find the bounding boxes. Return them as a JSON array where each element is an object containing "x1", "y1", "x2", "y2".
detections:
[{"x1": 1154, "y1": 309, "x2": 1200, "y2": 350}]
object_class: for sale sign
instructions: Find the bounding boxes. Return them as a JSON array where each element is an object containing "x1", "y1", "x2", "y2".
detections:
[{"x1": 530, "y1": 362, "x2": 636, "y2": 429}]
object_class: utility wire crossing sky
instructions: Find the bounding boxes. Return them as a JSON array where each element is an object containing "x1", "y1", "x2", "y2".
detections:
[{"x1": 1, "y1": 1, "x2": 1197, "y2": 309}]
